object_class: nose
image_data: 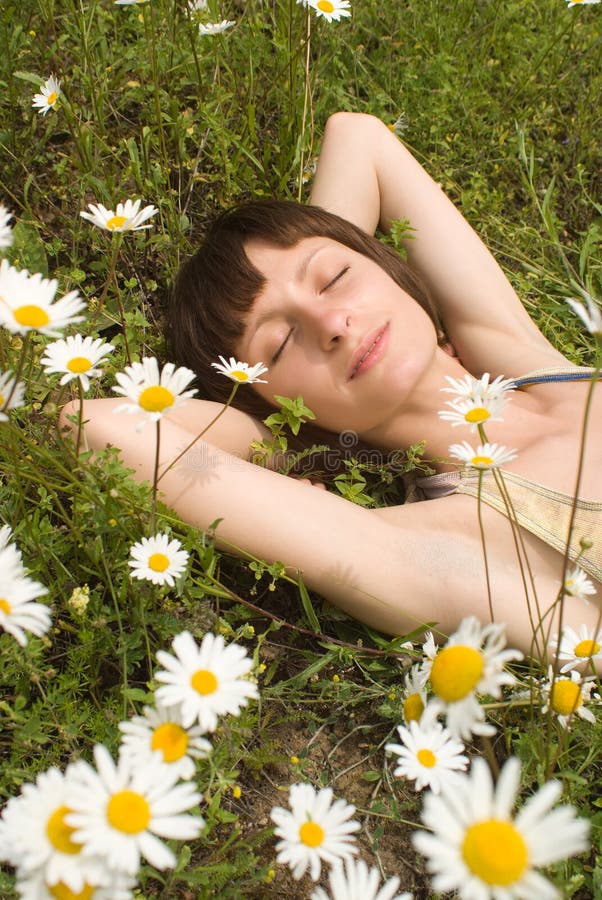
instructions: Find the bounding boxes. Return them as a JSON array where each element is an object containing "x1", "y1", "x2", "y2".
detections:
[{"x1": 303, "y1": 303, "x2": 351, "y2": 351}]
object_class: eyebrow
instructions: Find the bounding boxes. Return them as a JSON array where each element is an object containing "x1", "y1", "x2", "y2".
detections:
[{"x1": 251, "y1": 244, "x2": 325, "y2": 331}]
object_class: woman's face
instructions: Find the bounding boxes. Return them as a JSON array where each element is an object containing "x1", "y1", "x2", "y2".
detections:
[{"x1": 236, "y1": 236, "x2": 439, "y2": 436}]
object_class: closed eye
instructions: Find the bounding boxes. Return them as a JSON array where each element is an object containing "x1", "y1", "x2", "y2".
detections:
[
  {"x1": 271, "y1": 328, "x2": 293, "y2": 363},
  {"x1": 320, "y1": 266, "x2": 349, "y2": 294}
]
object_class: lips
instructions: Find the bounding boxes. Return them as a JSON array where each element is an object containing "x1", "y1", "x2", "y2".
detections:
[{"x1": 348, "y1": 323, "x2": 389, "y2": 380}]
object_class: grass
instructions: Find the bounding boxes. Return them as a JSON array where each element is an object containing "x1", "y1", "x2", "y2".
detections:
[{"x1": 0, "y1": 0, "x2": 601, "y2": 897}]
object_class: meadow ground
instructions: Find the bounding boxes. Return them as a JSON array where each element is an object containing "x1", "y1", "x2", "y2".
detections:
[{"x1": 0, "y1": 0, "x2": 601, "y2": 897}]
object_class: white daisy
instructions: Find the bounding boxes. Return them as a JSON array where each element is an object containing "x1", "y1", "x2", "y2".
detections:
[
  {"x1": 210, "y1": 355, "x2": 268, "y2": 384},
  {"x1": 441, "y1": 372, "x2": 516, "y2": 403},
  {"x1": 385, "y1": 718, "x2": 468, "y2": 794},
  {"x1": 128, "y1": 533, "x2": 189, "y2": 587},
  {"x1": 308, "y1": 0, "x2": 351, "y2": 22},
  {"x1": 112, "y1": 357, "x2": 197, "y2": 429},
  {"x1": 0, "y1": 260, "x2": 86, "y2": 337},
  {"x1": 563, "y1": 565, "x2": 597, "y2": 603},
  {"x1": 439, "y1": 372, "x2": 514, "y2": 431},
  {"x1": 550, "y1": 624, "x2": 602, "y2": 673},
  {"x1": 154, "y1": 630, "x2": 258, "y2": 731},
  {"x1": 114, "y1": 0, "x2": 150, "y2": 4},
  {"x1": 413, "y1": 756, "x2": 590, "y2": 899},
  {"x1": 388, "y1": 112, "x2": 409, "y2": 137},
  {"x1": 66, "y1": 743, "x2": 204, "y2": 875},
  {"x1": 189, "y1": 0, "x2": 208, "y2": 10},
  {"x1": 0, "y1": 203, "x2": 13, "y2": 249},
  {"x1": 0, "y1": 764, "x2": 108, "y2": 891},
  {"x1": 420, "y1": 617, "x2": 522, "y2": 740},
  {"x1": 271, "y1": 783, "x2": 360, "y2": 881},
  {"x1": 448, "y1": 440, "x2": 518, "y2": 470},
  {"x1": 565, "y1": 293, "x2": 602, "y2": 335},
  {"x1": 80, "y1": 199, "x2": 158, "y2": 233},
  {"x1": 566, "y1": 0, "x2": 601, "y2": 8},
  {"x1": 118, "y1": 701, "x2": 211, "y2": 780},
  {"x1": 41, "y1": 334, "x2": 115, "y2": 392},
  {"x1": 0, "y1": 568, "x2": 51, "y2": 646},
  {"x1": 401, "y1": 665, "x2": 428, "y2": 724},
  {"x1": 0, "y1": 524, "x2": 26, "y2": 579},
  {"x1": 541, "y1": 667, "x2": 597, "y2": 728},
  {"x1": 311, "y1": 857, "x2": 412, "y2": 900},
  {"x1": 0, "y1": 370, "x2": 25, "y2": 420},
  {"x1": 198, "y1": 19, "x2": 236, "y2": 34},
  {"x1": 15, "y1": 871, "x2": 135, "y2": 900},
  {"x1": 32, "y1": 75, "x2": 61, "y2": 115}
]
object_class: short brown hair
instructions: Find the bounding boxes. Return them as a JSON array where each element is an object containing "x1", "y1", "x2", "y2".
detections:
[{"x1": 168, "y1": 199, "x2": 442, "y2": 433}]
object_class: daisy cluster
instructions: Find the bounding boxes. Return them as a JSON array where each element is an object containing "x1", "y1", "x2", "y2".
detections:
[
  {"x1": 0, "y1": 629, "x2": 258, "y2": 898},
  {"x1": 439, "y1": 372, "x2": 517, "y2": 467}
]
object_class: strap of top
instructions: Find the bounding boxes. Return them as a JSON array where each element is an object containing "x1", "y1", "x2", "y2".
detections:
[{"x1": 511, "y1": 366, "x2": 598, "y2": 389}]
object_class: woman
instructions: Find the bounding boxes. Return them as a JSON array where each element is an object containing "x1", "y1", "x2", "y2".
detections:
[{"x1": 66, "y1": 113, "x2": 602, "y2": 658}]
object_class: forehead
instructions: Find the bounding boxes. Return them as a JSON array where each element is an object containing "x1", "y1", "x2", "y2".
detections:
[{"x1": 244, "y1": 235, "x2": 342, "y2": 281}]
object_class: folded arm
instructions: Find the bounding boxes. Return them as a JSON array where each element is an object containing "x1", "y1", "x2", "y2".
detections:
[{"x1": 310, "y1": 112, "x2": 565, "y2": 375}]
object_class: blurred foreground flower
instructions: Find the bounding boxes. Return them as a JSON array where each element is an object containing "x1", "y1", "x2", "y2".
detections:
[
  {"x1": 0, "y1": 203, "x2": 14, "y2": 248},
  {"x1": 66, "y1": 744, "x2": 204, "y2": 875},
  {"x1": 115, "y1": 0, "x2": 150, "y2": 4},
  {"x1": 80, "y1": 199, "x2": 158, "y2": 232},
  {"x1": 448, "y1": 441, "x2": 517, "y2": 470},
  {"x1": 198, "y1": 19, "x2": 236, "y2": 34},
  {"x1": 412, "y1": 756, "x2": 589, "y2": 898},
  {"x1": 128, "y1": 533, "x2": 189, "y2": 586},
  {"x1": 565, "y1": 0, "x2": 601, "y2": 7},
  {"x1": 0, "y1": 260, "x2": 85, "y2": 337},
  {"x1": 119, "y1": 701, "x2": 211, "y2": 780},
  {"x1": 154, "y1": 630, "x2": 258, "y2": 731},
  {"x1": 311, "y1": 857, "x2": 412, "y2": 900},
  {"x1": 0, "y1": 765, "x2": 113, "y2": 892},
  {"x1": 0, "y1": 370, "x2": 25, "y2": 420},
  {"x1": 41, "y1": 334, "x2": 115, "y2": 392},
  {"x1": 542, "y1": 667, "x2": 597, "y2": 728},
  {"x1": 551, "y1": 624, "x2": 602, "y2": 672},
  {"x1": 421, "y1": 617, "x2": 522, "y2": 740},
  {"x1": 0, "y1": 529, "x2": 51, "y2": 646},
  {"x1": 565, "y1": 293, "x2": 602, "y2": 336},
  {"x1": 211, "y1": 355, "x2": 268, "y2": 384},
  {"x1": 271, "y1": 783, "x2": 360, "y2": 881},
  {"x1": 32, "y1": 75, "x2": 61, "y2": 115},
  {"x1": 113, "y1": 357, "x2": 197, "y2": 429},
  {"x1": 386, "y1": 717, "x2": 468, "y2": 793},
  {"x1": 308, "y1": 0, "x2": 351, "y2": 22}
]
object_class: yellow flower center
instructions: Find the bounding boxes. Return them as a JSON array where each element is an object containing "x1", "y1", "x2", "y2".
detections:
[
  {"x1": 299, "y1": 821, "x2": 325, "y2": 847},
  {"x1": 471, "y1": 455, "x2": 493, "y2": 467},
  {"x1": 403, "y1": 692, "x2": 424, "y2": 723},
  {"x1": 148, "y1": 552, "x2": 170, "y2": 572},
  {"x1": 106, "y1": 790, "x2": 151, "y2": 834},
  {"x1": 46, "y1": 805, "x2": 82, "y2": 855},
  {"x1": 49, "y1": 883, "x2": 95, "y2": 900},
  {"x1": 138, "y1": 385, "x2": 175, "y2": 412},
  {"x1": 574, "y1": 639, "x2": 600, "y2": 658},
  {"x1": 551, "y1": 679, "x2": 582, "y2": 716},
  {"x1": 462, "y1": 819, "x2": 528, "y2": 885},
  {"x1": 0, "y1": 393, "x2": 4, "y2": 405},
  {"x1": 152, "y1": 722, "x2": 189, "y2": 762},
  {"x1": 416, "y1": 748, "x2": 437, "y2": 768},
  {"x1": 191, "y1": 668, "x2": 218, "y2": 695},
  {"x1": 67, "y1": 356, "x2": 92, "y2": 374},
  {"x1": 13, "y1": 304, "x2": 50, "y2": 328},
  {"x1": 47, "y1": 91, "x2": 58, "y2": 105},
  {"x1": 0, "y1": 598, "x2": 11, "y2": 615},
  {"x1": 231, "y1": 370, "x2": 249, "y2": 382},
  {"x1": 317, "y1": 0, "x2": 335, "y2": 10},
  {"x1": 465, "y1": 407, "x2": 490, "y2": 424},
  {"x1": 106, "y1": 214, "x2": 127, "y2": 231},
  {"x1": 430, "y1": 645, "x2": 484, "y2": 702}
]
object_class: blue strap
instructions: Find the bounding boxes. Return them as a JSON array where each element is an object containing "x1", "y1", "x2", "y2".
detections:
[{"x1": 511, "y1": 371, "x2": 597, "y2": 389}]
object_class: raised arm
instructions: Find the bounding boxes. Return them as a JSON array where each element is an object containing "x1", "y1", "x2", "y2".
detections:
[{"x1": 310, "y1": 112, "x2": 565, "y2": 375}]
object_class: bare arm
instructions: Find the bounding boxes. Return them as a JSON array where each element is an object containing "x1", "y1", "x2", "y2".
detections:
[{"x1": 310, "y1": 112, "x2": 565, "y2": 375}]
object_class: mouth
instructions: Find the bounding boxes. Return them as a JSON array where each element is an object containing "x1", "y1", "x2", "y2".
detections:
[{"x1": 348, "y1": 323, "x2": 389, "y2": 380}]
